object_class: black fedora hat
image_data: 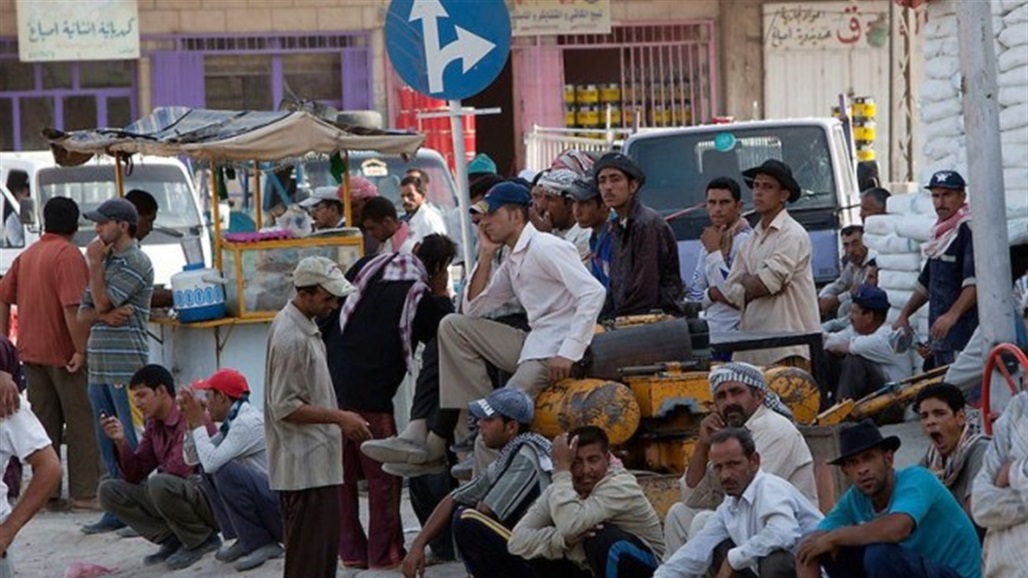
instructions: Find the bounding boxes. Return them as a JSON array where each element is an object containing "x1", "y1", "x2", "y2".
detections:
[
  {"x1": 828, "y1": 419, "x2": 901, "y2": 466},
  {"x1": 742, "y1": 159, "x2": 802, "y2": 203}
]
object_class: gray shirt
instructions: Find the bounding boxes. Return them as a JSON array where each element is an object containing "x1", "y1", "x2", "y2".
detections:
[{"x1": 263, "y1": 302, "x2": 343, "y2": 491}]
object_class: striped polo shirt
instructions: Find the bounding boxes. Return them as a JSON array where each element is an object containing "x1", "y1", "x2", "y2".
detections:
[{"x1": 81, "y1": 241, "x2": 154, "y2": 385}]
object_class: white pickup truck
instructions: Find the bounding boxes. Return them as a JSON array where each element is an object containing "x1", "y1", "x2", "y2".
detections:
[{"x1": 0, "y1": 151, "x2": 211, "y2": 285}]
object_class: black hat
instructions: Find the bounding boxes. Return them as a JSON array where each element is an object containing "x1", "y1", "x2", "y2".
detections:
[
  {"x1": 925, "y1": 170, "x2": 967, "y2": 191},
  {"x1": 742, "y1": 159, "x2": 802, "y2": 203},
  {"x1": 567, "y1": 177, "x2": 600, "y2": 202},
  {"x1": 828, "y1": 419, "x2": 901, "y2": 466},
  {"x1": 593, "y1": 152, "x2": 646, "y2": 187}
]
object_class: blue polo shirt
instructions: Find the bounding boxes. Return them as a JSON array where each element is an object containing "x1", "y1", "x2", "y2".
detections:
[
  {"x1": 819, "y1": 466, "x2": 981, "y2": 578},
  {"x1": 916, "y1": 222, "x2": 978, "y2": 354}
]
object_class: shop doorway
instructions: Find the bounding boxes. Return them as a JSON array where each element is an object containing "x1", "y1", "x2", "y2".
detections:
[{"x1": 465, "y1": 56, "x2": 515, "y2": 176}]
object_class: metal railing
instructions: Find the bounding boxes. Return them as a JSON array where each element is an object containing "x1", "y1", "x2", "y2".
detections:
[{"x1": 524, "y1": 125, "x2": 634, "y2": 172}]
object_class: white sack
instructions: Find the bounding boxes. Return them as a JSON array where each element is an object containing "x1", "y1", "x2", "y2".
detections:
[
  {"x1": 1003, "y1": 3, "x2": 1028, "y2": 26},
  {"x1": 887, "y1": 193, "x2": 919, "y2": 215},
  {"x1": 875, "y1": 253, "x2": 924, "y2": 272},
  {"x1": 923, "y1": 137, "x2": 960, "y2": 161},
  {"x1": 864, "y1": 214, "x2": 898, "y2": 236},
  {"x1": 866, "y1": 233, "x2": 922, "y2": 254},
  {"x1": 922, "y1": 79, "x2": 958, "y2": 102},
  {"x1": 1003, "y1": 143, "x2": 1028, "y2": 168},
  {"x1": 1010, "y1": 218, "x2": 1028, "y2": 244},
  {"x1": 885, "y1": 289, "x2": 915, "y2": 312},
  {"x1": 1005, "y1": 168, "x2": 1028, "y2": 191},
  {"x1": 923, "y1": 37, "x2": 960, "y2": 58},
  {"x1": 879, "y1": 270, "x2": 922, "y2": 291},
  {"x1": 925, "y1": 116, "x2": 965, "y2": 140},
  {"x1": 999, "y1": 21, "x2": 1028, "y2": 48},
  {"x1": 895, "y1": 216, "x2": 937, "y2": 242},
  {"x1": 924, "y1": 14, "x2": 958, "y2": 40},
  {"x1": 999, "y1": 45, "x2": 1028, "y2": 72},
  {"x1": 913, "y1": 193, "x2": 936, "y2": 216},
  {"x1": 999, "y1": 64, "x2": 1028, "y2": 87},
  {"x1": 1000, "y1": 103, "x2": 1028, "y2": 131},
  {"x1": 925, "y1": 56, "x2": 961, "y2": 80}
]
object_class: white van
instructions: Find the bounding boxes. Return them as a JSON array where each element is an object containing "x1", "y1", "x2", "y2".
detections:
[{"x1": 0, "y1": 152, "x2": 210, "y2": 284}]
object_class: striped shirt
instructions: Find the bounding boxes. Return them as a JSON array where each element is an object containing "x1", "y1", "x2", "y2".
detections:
[
  {"x1": 81, "y1": 241, "x2": 154, "y2": 384},
  {"x1": 451, "y1": 444, "x2": 551, "y2": 527}
]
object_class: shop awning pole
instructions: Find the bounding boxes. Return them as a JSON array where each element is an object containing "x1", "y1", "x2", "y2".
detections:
[
  {"x1": 343, "y1": 151, "x2": 352, "y2": 228},
  {"x1": 115, "y1": 155, "x2": 125, "y2": 198},
  {"x1": 253, "y1": 160, "x2": 263, "y2": 229},
  {"x1": 210, "y1": 161, "x2": 223, "y2": 271}
]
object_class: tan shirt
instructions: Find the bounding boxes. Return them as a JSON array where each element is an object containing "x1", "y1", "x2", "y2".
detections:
[
  {"x1": 683, "y1": 405, "x2": 818, "y2": 508},
  {"x1": 723, "y1": 209, "x2": 820, "y2": 365},
  {"x1": 510, "y1": 465, "x2": 665, "y2": 567},
  {"x1": 263, "y1": 302, "x2": 343, "y2": 491}
]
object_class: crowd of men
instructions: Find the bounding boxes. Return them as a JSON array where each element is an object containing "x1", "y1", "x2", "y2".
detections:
[{"x1": 0, "y1": 146, "x2": 1023, "y2": 578}]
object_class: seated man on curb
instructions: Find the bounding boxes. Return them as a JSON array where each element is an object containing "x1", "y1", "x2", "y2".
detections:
[
  {"x1": 179, "y1": 369, "x2": 284, "y2": 571},
  {"x1": 796, "y1": 419, "x2": 981, "y2": 578},
  {"x1": 401, "y1": 388, "x2": 553, "y2": 578},
  {"x1": 509, "y1": 426, "x2": 665, "y2": 578},
  {"x1": 97, "y1": 364, "x2": 221, "y2": 570},
  {"x1": 656, "y1": 428, "x2": 823, "y2": 578},
  {"x1": 363, "y1": 182, "x2": 605, "y2": 475},
  {"x1": 823, "y1": 285, "x2": 911, "y2": 405},
  {"x1": 818, "y1": 225, "x2": 877, "y2": 323},
  {"x1": 664, "y1": 363, "x2": 817, "y2": 555},
  {"x1": 915, "y1": 382, "x2": 987, "y2": 536}
]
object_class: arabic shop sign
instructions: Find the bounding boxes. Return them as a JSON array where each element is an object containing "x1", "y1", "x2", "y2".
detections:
[
  {"x1": 763, "y1": 1, "x2": 890, "y2": 52},
  {"x1": 507, "y1": 0, "x2": 611, "y2": 37},
  {"x1": 16, "y1": 0, "x2": 140, "y2": 62}
]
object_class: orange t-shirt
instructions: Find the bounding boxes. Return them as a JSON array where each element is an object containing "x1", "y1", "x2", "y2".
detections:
[{"x1": 0, "y1": 233, "x2": 89, "y2": 366}]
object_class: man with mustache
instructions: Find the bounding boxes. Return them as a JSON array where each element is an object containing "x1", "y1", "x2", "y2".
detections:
[
  {"x1": 664, "y1": 363, "x2": 817, "y2": 554},
  {"x1": 509, "y1": 426, "x2": 665, "y2": 577},
  {"x1": 656, "y1": 428, "x2": 823, "y2": 578}
]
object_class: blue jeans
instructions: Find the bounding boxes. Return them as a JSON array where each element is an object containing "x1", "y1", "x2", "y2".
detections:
[
  {"x1": 87, "y1": 383, "x2": 138, "y2": 479},
  {"x1": 824, "y1": 544, "x2": 962, "y2": 578},
  {"x1": 202, "y1": 461, "x2": 283, "y2": 553}
]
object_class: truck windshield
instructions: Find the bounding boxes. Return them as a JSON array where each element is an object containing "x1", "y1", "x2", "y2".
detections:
[
  {"x1": 38, "y1": 164, "x2": 201, "y2": 246},
  {"x1": 628, "y1": 125, "x2": 837, "y2": 214},
  {"x1": 303, "y1": 154, "x2": 458, "y2": 212}
]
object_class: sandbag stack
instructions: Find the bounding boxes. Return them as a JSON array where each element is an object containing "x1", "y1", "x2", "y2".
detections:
[{"x1": 920, "y1": 0, "x2": 1028, "y2": 244}]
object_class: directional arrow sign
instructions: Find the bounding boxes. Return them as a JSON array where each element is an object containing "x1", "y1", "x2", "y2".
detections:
[{"x1": 385, "y1": 0, "x2": 511, "y2": 101}]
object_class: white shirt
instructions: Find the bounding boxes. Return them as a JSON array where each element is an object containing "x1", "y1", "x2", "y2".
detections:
[
  {"x1": 824, "y1": 323, "x2": 910, "y2": 382},
  {"x1": 407, "y1": 203, "x2": 448, "y2": 241},
  {"x1": 552, "y1": 224, "x2": 592, "y2": 264},
  {"x1": 0, "y1": 402, "x2": 52, "y2": 523},
  {"x1": 183, "y1": 401, "x2": 269, "y2": 475},
  {"x1": 691, "y1": 227, "x2": 752, "y2": 333},
  {"x1": 463, "y1": 223, "x2": 605, "y2": 362},
  {"x1": 4, "y1": 212, "x2": 24, "y2": 247},
  {"x1": 657, "y1": 470, "x2": 823, "y2": 577}
]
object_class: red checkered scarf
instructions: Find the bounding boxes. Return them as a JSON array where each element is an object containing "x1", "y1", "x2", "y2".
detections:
[
  {"x1": 338, "y1": 252, "x2": 429, "y2": 373},
  {"x1": 923, "y1": 203, "x2": 971, "y2": 259}
]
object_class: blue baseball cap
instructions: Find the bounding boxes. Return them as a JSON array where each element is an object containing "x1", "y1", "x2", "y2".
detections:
[
  {"x1": 852, "y1": 284, "x2": 890, "y2": 312},
  {"x1": 469, "y1": 388, "x2": 535, "y2": 424},
  {"x1": 925, "y1": 170, "x2": 966, "y2": 191},
  {"x1": 470, "y1": 181, "x2": 531, "y2": 214}
]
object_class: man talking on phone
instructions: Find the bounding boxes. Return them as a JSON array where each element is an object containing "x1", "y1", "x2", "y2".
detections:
[{"x1": 78, "y1": 198, "x2": 155, "y2": 535}]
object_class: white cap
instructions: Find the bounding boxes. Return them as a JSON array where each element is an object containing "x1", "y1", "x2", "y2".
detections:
[
  {"x1": 299, "y1": 186, "x2": 342, "y2": 208},
  {"x1": 292, "y1": 256, "x2": 354, "y2": 297}
]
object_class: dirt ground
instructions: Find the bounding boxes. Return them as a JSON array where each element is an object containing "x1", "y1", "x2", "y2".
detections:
[{"x1": 8, "y1": 422, "x2": 929, "y2": 577}]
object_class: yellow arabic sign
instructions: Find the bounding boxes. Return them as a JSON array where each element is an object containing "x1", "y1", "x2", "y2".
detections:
[
  {"x1": 507, "y1": 0, "x2": 612, "y2": 37},
  {"x1": 16, "y1": 0, "x2": 140, "y2": 62},
  {"x1": 763, "y1": 1, "x2": 890, "y2": 51}
]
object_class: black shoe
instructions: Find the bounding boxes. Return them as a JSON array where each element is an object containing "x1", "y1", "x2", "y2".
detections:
[
  {"x1": 143, "y1": 536, "x2": 182, "y2": 566},
  {"x1": 81, "y1": 516, "x2": 126, "y2": 535},
  {"x1": 166, "y1": 533, "x2": 221, "y2": 570}
]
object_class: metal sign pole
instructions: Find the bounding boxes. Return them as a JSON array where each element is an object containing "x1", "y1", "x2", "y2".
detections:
[{"x1": 448, "y1": 99, "x2": 473, "y2": 270}]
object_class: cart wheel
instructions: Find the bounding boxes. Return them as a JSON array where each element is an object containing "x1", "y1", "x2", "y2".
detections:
[{"x1": 981, "y1": 343, "x2": 1028, "y2": 436}]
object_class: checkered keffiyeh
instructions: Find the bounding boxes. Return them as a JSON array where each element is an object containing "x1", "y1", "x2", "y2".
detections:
[
  {"x1": 338, "y1": 253, "x2": 429, "y2": 373},
  {"x1": 709, "y1": 362, "x2": 794, "y2": 420}
]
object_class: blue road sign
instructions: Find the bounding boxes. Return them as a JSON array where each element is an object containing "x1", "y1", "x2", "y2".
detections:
[{"x1": 385, "y1": 0, "x2": 511, "y2": 101}]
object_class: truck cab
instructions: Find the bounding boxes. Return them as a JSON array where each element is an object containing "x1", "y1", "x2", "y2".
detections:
[
  {"x1": 621, "y1": 118, "x2": 862, "y2": 286},
  {"x1": 0, "y1": 152, "x2": 210, "y2": 284}
]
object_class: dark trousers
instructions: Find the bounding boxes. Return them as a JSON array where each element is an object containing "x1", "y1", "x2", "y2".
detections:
[
  {"x1": 451, "y1": 506, "x2": 539, "y2": 578},
  {"x1": 201, "y1": 461, "x2": 282, "y2": 553},
  {"x1": 98, "y1": 474, "x2": 218, "y2": 548},
  {"x1": 829, "y1": 353, "x2": 889, "y2": 403},
  {"x1": 581, "y1": 524, "x2": 659, "y2": 578},
  {"x1": 711, "y1": 538, "x2": 794, "y2": 578},
  {"x1": 280, "y1": 485, "x2": 341, "y2": 578},
  {"x1": 409, "y1": 468, "x2": 457, "y2": 561},
  {"x1": 822, "y1": 544, "x2": 962, "y2": 578},
  {"x1": 339, "y1": 409, "x2": 405, "y2": 569}
]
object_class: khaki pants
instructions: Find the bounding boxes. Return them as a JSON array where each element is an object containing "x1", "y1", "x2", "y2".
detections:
[
  {"x1": 438, "y1": 315, "x2": 550, "y2": 409},
  {"x1": 23, "y1": 363, "x2": 100, "y2": 500},
  {"x1": 98, "y1": 474, "x2": 217, "y2": 549}
]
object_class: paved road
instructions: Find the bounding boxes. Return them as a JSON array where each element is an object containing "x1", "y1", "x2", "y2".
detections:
[{"x1": 10, "y1": 421, "x2": 930, "y2": 577}]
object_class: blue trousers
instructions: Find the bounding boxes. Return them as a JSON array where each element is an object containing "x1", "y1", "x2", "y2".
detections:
[
  {"x1": 823, "y1": 544, "x2": 962, "y2": 578},
  {"x1": 87, "y1": 382, "x2": 138, "y2": 478},
  {"x1": 202, "y1": 461, "x2": 283, "y2": 553}
]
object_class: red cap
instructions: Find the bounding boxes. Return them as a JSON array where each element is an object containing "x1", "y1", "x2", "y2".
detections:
[{"x1": 194, "y1": 369, "x2": 249, "y2": 398}]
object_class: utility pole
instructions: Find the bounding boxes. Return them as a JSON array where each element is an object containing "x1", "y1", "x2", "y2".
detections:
[{"x1": 956, "y1": 1, "x2": 1015, "y2": 350}]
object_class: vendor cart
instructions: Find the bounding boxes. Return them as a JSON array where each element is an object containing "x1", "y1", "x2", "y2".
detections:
[{"x1": 45, "y1": 107, "x2": 425, "y2": 402}]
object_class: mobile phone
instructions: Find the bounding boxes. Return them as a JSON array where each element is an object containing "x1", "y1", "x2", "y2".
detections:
[{"x1": 99, "y1": 410, "x2": 109, "y2": 420}]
